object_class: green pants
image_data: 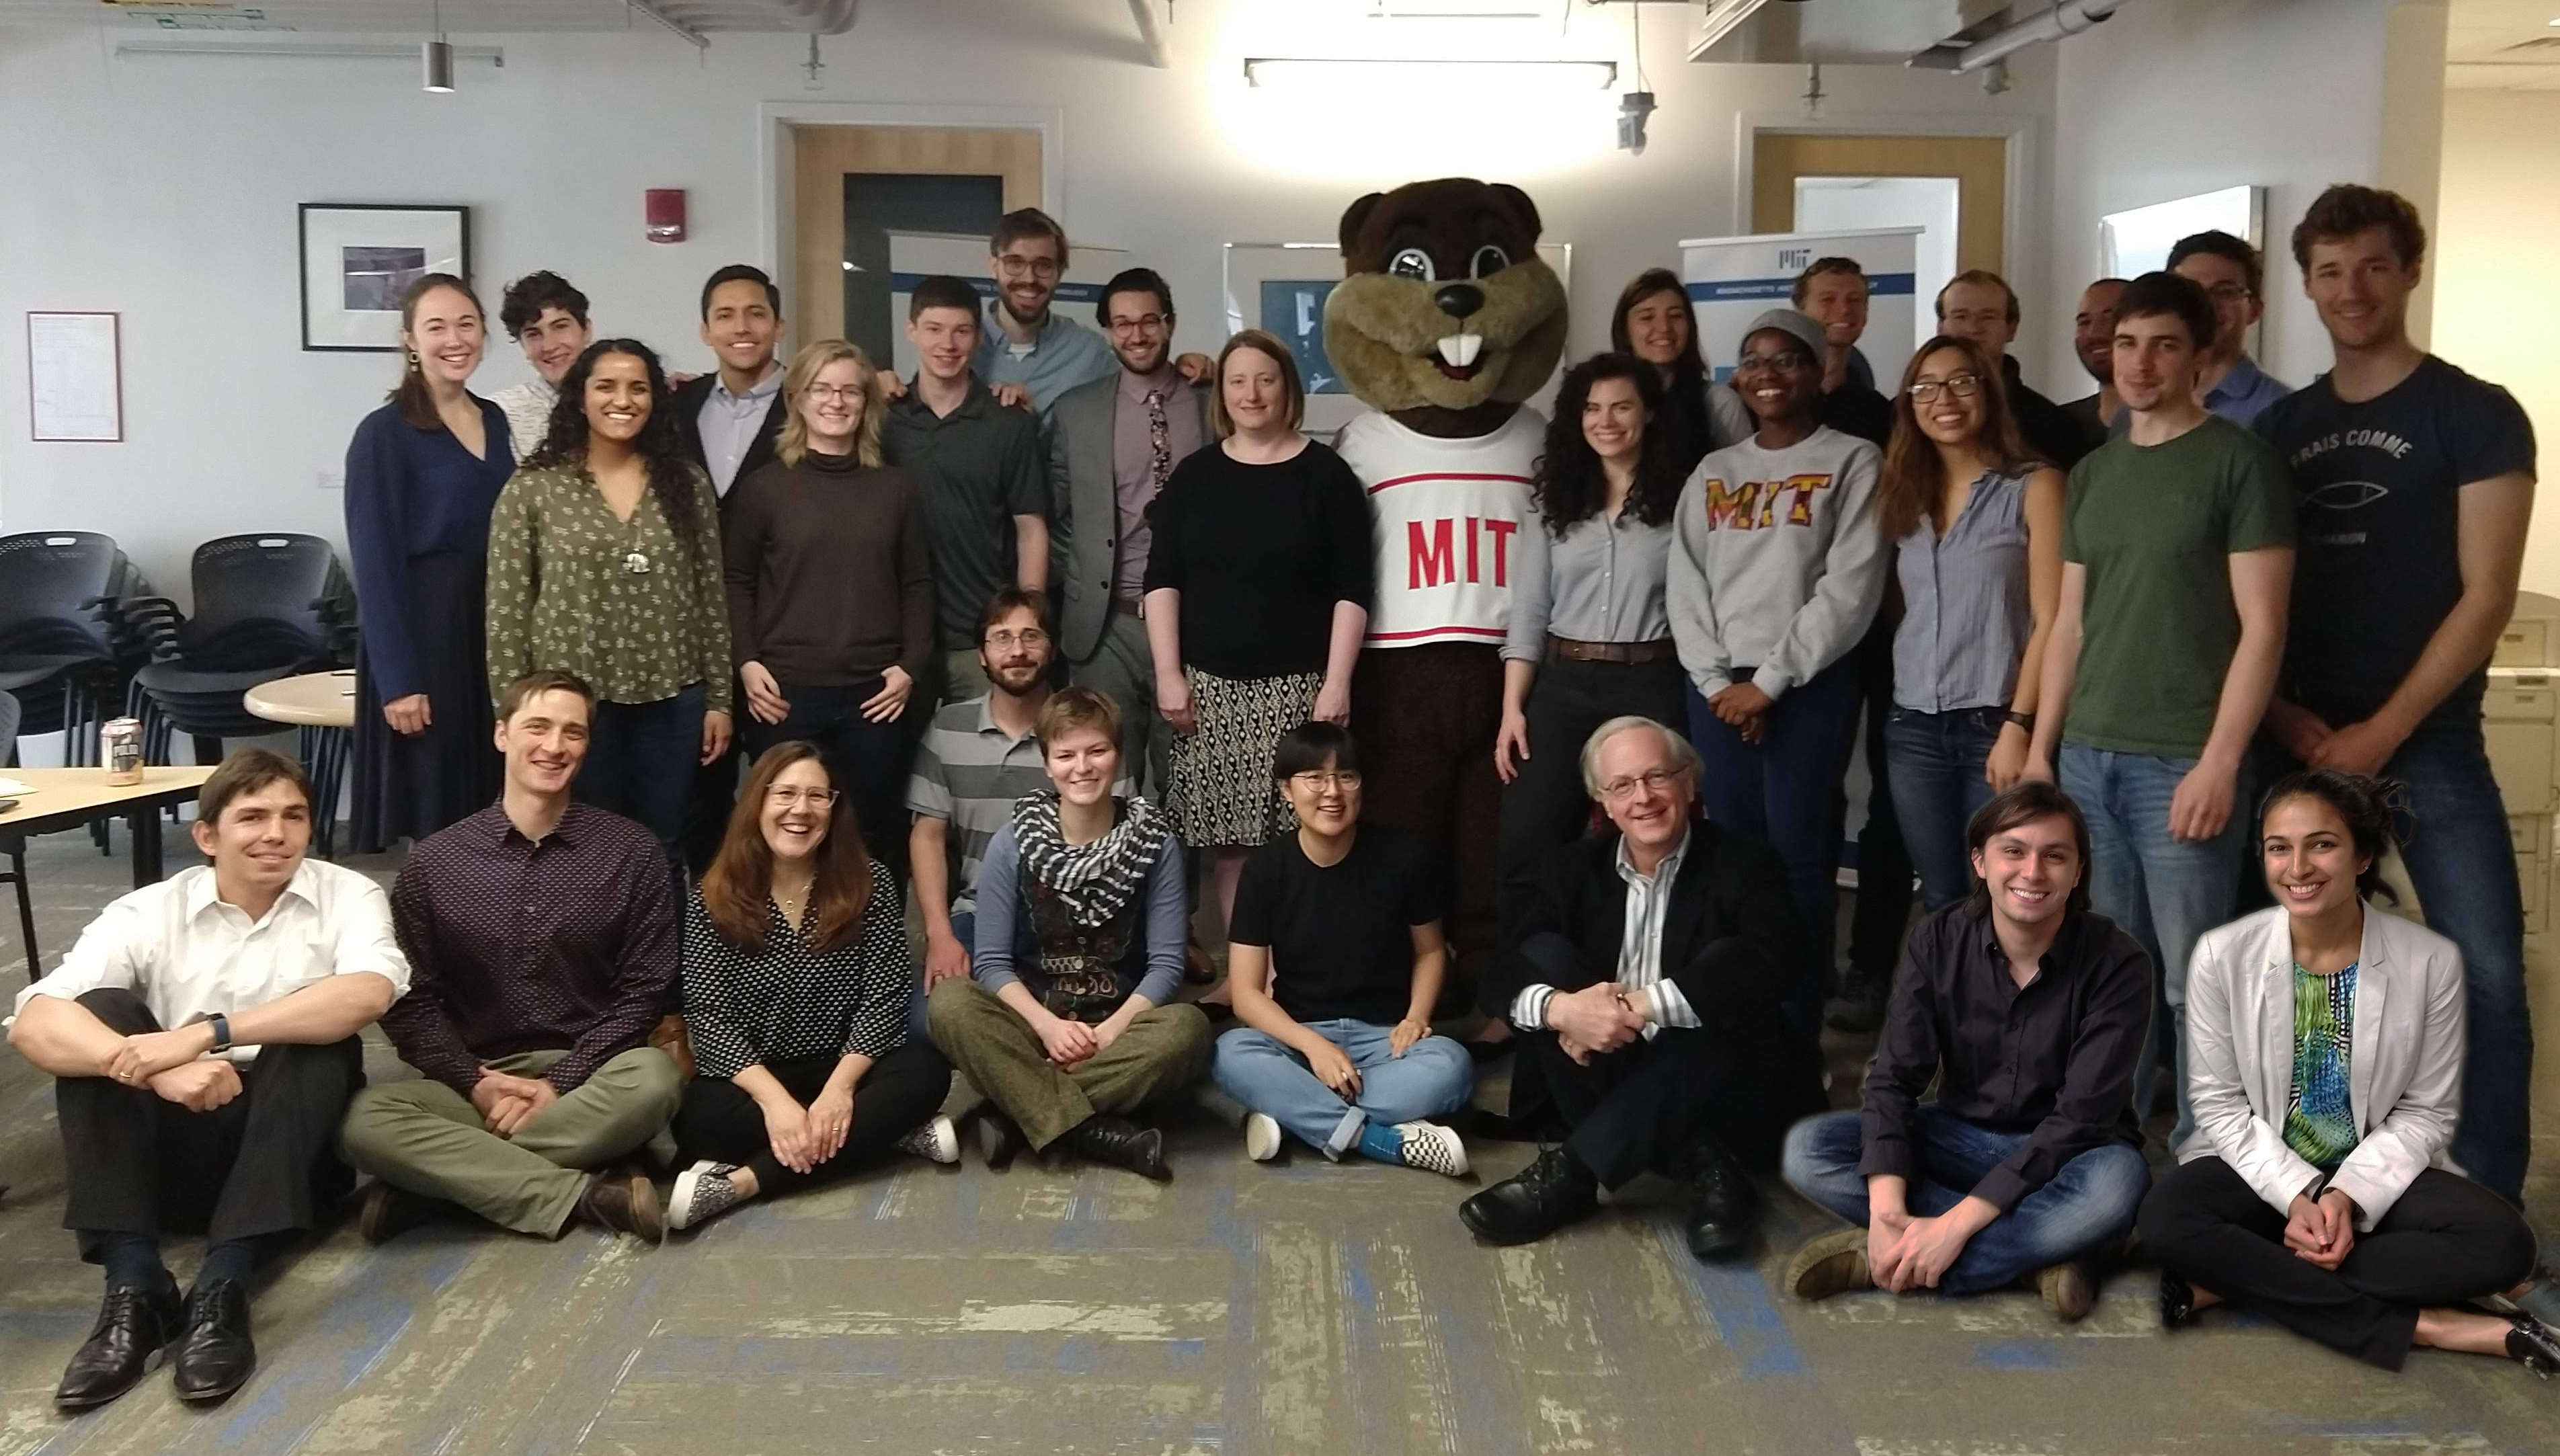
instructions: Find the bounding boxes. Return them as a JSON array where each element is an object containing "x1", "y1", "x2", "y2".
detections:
[
  {"x1": 337, "y1": 1047, "x2": 680, "y2": 1237},
  {"x1": 926, "y1": 977, "x2": 1211, "y2": 1149}
]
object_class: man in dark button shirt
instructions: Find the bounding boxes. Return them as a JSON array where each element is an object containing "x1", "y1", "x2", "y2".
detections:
[
  {"x1": 1937, "y1": 270, "x2": 2099, "y2": 471},
  {"x1": 1779, "y1": 782, "x2": 2153, "y2": 1323},
  {"x1": 1793, "y1": 257, "x2": 1893, "y2": 448},
  {"x1": 339, "y1": 670, "x2": 681, "y2": 1245}
]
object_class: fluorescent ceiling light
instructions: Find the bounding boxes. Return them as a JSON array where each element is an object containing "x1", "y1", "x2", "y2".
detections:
[
  {"x1": 114, "y1": 40, "x2": 506, "y2": 66},
  {"x1": 1242, "y1": 57, "x2": 1617, "y2": 91}
]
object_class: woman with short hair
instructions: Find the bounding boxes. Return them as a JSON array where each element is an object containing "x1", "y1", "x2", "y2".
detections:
[
  {"x1": 725, "y1": 339, "x2": 933, "y2": 877},
  {"x1": 668, "y1": 742, "x2": 956, "y2": 1231},
  {"x1": 2139, "y1": 770, "x2": 2553, "y2": 1375},
  {"x1": 1213, "y1": 722, "x2": 1472, "y2": 1174},
  {"x1": 487, "y1": 338, "x2": 731, "y2": 873},
  {"x1": 1144, "y1": 329, "x2": 1371, "y2": 930}
]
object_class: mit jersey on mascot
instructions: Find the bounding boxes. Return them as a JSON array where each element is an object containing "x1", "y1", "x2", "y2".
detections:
[{"x1": 1324, "y1": 177, "x2": 1568, "y2": 1008}]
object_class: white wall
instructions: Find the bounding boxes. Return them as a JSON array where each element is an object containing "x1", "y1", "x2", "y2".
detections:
[
  {"x1": 0, "y1": 0, "x2": 2052, "y2": 598},
  {"x1": 2438, "y1": 88, "x2": 2560, "y2": 595},
  {"x1": 2040, "y1": 0, "x2": 2446, "y2": 399}
]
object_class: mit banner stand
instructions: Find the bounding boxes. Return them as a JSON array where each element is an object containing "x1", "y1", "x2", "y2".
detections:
[{"x1": 1677, "y1": 226, "x2": 1923, "y2": 389}]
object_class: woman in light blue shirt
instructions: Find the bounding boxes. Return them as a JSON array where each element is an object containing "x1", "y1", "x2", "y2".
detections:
[{"x1": 1874, "y1": 335, "x2": 2067, "y2": 908}]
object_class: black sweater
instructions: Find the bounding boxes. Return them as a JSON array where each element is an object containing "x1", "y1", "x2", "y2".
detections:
[{"x1": 1142, "y1": 440, "x2": 1373, "y2": 679}]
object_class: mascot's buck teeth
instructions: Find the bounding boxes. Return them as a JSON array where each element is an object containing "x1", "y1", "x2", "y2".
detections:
[{"x1": 1435, "y1": 332, "x2": 1486, "y2": 370}]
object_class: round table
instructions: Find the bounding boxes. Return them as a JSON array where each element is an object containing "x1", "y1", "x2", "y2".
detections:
[{"x1": 245, "y1": 670, "x2": 356, "y2": 858}]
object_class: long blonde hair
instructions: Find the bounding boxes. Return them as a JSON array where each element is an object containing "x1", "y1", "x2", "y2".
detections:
[{"x1": 776, "y1": 339, "x2": 886, "y2": 469}]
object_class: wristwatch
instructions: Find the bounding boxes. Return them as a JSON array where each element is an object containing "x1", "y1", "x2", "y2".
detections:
[{"x1": 188, "y1": 1011, "x2": 233, "y2": 1055}]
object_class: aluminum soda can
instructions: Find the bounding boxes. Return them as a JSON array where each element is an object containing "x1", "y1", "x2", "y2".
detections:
[{"x1": 102, "y1": 717, "x2": 143, "y2": 786}]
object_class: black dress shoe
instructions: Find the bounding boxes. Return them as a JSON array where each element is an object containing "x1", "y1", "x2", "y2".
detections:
[
  {"x1": 55, "y1": 1282, "x2": 182, "y2": 1411},
  {"x1": 1682, "y1": 1137, "x2": 1762, "y2": 1262},
  {"x1": 1458, "y1": 1147, "x2": 1599, "y2": 1246},
  {"x1": 171, "y1": 1280, "x2": 256, "y2": 1404},
  {"x1": 2159, "y1": 1269, "x2": 2198, "y2": 1330},
  {"x1": 2507, "y1": 1313, "x2": 2560, "y2": 1378},
  {"x1": 1066, "y1": 1115, "x2": 1170, "y2": 1182},
  {"x1": 973, "y1": 1106, "x2": 1029, "y2": 1171}
]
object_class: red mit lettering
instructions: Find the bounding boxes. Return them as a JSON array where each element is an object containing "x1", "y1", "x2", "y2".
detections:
[{"x1": 1406, "y1": 516, "x2": 1516, "y2": 589}]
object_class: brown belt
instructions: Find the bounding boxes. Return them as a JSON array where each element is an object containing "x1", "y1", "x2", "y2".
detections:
[
  {"x1": 1111, "y1": 598, "x2": 1144, "y2": 618},
  {"x1": 1547, "y1": 635, "x2": 1675, "y2": 665}
]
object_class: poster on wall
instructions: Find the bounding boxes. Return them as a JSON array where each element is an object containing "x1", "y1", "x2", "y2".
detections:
[
  {"x1": 1678, "y1": 226, "x2": 1921, "y2": 387},
  {"x1": 28, "y1": 311, "x2": 122, "y2": 442},
  {"x1": 299, "y1": 204, "x2": 470, "y2": 352},
  {"x1": 884, "y1": 232, "x2": 1127, "y2": 381},
  {"x1": 2102, "y1": 184, "x2": 2266, "y2": 356},
  {"x1": 1223, "y1": 241, "x2": 1573, "y2": 436}
]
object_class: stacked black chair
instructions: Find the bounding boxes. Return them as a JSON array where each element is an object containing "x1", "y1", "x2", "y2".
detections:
[
  {"x1": 1, "y1": 688, "x2": 36, "y2": 981},
  {"x1": 117, "y1": 534, "x2": 357, "y2": 857},
  {"x1": 0, "y1": 531, "x2": 136, "y2": 771}
]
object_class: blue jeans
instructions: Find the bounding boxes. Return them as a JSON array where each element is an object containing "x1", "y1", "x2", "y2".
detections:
[
  {"x1": 1882, "y1": 706, "x2": 2007, "y2": 910},
  {"x1": 575, "y1": 683, "x2": 707, "y2": 883},
  {"x1": 1211, "y1": 1021, "x2": 1474, "y2": 1157},
  {"x1": 1685, "y1": 657, "x2": 1864, "y2": 1041},
  {"x1": 2263, "y1": 715, "x2": 2533, "y2": 1207},
  {"x1": 1781, "y1": 1107, "x2": 2152, "y2": 1295},
  {"x1": 2060, "y1": 742, "x2": 2247, "y2": 1143}
]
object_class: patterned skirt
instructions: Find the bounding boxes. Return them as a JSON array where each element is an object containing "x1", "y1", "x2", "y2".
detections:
[{"x1": 1165, "y1": 667, "x2": 1320, "y2": 848}]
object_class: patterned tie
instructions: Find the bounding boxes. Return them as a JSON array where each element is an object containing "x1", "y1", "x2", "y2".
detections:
[{"x1": 1144, "y1": 389, "x2": 1172, "y2": 491}]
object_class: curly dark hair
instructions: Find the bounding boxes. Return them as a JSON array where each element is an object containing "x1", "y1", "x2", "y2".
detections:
[
  {"x1": 2259, "y1": 769, "x2": 2405, "y2": 906},
  {"x1": 1531, "y1": 353, "x2": 1683, "y2": 534},
  {"x1": 524, "y1": 339, "x2": 706, "y2": 553}
]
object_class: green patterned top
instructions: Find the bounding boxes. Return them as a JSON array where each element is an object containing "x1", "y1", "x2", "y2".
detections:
[
  {"x1": 485, "y1": 460, "x2": 732, "y2": 713},
  {"x1": 2282, "y1": 961, "x2": 2359, "y2": 1171}
]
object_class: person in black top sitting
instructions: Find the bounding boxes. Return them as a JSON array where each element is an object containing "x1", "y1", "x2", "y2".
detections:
[
  {"x1": 1460, "y1": 716, "x2": 1823, "y2": 1262},
  {"x1": 1779, "y1": 782, "x2": 2154, "y2": 1324},
  {"x1": 666, "y1": 741, "x2": 957, "y2": 1232},
  {"x1": 1211, "y1": 723, "x2": 1474, "y2": 1175}
]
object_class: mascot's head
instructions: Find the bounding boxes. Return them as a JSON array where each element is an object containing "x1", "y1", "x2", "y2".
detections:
[{"x1": 1323, "y1": 177, "x2": 1568, "y2": 437}]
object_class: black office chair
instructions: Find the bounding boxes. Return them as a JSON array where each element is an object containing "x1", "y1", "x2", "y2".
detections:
[
  {"x1": 0, "y1": 531, "x2": 136, "y2": 772},
  {"x1": 1, "y1": 688, "x2": 37, "y2": 982}
]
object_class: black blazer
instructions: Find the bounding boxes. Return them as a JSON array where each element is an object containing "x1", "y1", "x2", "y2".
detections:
[
  {"x1": 1501, "y1": 819, "x2": 1823, "y2": 1137},
  {"x1": 670, "y1": 374, "x2": 787, "y2": 503}
]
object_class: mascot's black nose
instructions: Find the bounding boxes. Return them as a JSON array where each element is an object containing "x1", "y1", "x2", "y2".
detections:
[{"x1": 1433, "y1": 283, "x2": 1484, "y2": 320}]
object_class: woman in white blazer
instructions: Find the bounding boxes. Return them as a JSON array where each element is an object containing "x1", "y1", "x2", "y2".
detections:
[{"x1": 2137, "y1": 770, "x2": 2550, "y2": 1374}]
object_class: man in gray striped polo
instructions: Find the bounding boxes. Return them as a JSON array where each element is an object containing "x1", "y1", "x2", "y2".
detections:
[{"x1": 906, "y1": 590, "x2": 1128, "y2": 1039}]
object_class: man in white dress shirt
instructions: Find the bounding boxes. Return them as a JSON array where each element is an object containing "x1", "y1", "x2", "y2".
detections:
[{"x1": 7, "y1": 750, "x2": 408, "y2": 1412}]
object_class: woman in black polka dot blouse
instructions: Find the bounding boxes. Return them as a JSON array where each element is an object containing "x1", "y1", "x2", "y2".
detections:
[{"x1": 666, "y1": 741, "x2": 955, "y2": 1231}]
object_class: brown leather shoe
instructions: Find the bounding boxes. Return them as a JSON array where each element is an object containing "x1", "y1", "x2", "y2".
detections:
[
  {"x1": 2038, "y1": 1260, "x2": 2097, "y2": 1323},
  {"x1": 356, "y1": 1182, "x2": 441, "y2": 1246},
  {"x1": 576, "y1": 1168, "x2": 665, "y2": 1244}
]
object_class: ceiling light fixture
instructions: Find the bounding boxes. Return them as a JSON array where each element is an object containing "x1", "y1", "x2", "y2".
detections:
[
  {"x1": 1242, "y1": 56, "x2": 1617, "y2": 91},
  {"x1": 423, "y1": 0, "x2": 454, "y2": 93}
]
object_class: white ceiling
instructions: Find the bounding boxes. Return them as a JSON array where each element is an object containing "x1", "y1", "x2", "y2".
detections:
[
  {"x1": 2448, "y1": 0, "x2": 2560, "y2": 90},
  {"x1": 0, "y1": 0, "x2": 859, "y2": 36}
]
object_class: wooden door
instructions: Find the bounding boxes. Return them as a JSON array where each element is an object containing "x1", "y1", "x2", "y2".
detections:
[
  {"x1": 788, "y1": 125, "x2": 1044, "y2": 354},
  {"x1": 1751, "y1": 132, "x2": 2009, "y2": 273}
]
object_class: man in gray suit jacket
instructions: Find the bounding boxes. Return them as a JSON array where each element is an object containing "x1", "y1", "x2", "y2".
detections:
[{"x1": 1048, "y1": 268, "x2": 1211, "y2": 797}]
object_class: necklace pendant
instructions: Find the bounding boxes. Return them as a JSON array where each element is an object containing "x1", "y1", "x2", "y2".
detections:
[{"x1": 624, "y1": 550, "x2": 652, "y2": 574}]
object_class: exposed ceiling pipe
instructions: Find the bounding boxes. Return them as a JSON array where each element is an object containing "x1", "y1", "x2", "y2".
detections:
[
  {"x1": 625, "y1": 0, "x2": 711, "y2": 50},
  {"x1": 1129, "y1": 0, "x2": 1171, "y2": 69},
  {"x1": 760, "y1": 0, "x2": 861, "y2": 34},
  {"x1": 1941, "y1": 0, "x2": 2133, "y2": 73}
]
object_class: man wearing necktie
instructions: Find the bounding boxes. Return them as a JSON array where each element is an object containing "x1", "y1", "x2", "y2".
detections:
[{"x1": 1048, "y1": 268, "x2": 1212, "y2": 798}]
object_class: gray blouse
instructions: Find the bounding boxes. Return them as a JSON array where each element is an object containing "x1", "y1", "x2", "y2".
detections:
[
  {"x1": 1892, "y1": 467, "x2": 2034, "y2": 714},
  {"x1": 1503, "y1": 500, "x2": 1677, "y2": 663}
]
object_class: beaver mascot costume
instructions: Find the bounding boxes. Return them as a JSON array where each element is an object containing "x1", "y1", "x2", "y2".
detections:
[{"x1": 1323, "y1": 177, "x2": 1567, "y2": 1016}]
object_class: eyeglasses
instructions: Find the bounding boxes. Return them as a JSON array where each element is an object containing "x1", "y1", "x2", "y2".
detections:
[
  {"x1": 1597, "y1": 766, "x2": 1685, "y2": 802},
  {"x1": 1907, "y1": 374, "x2": 1986, "y2": 403},
  {"x1": 2200, "y1": 282, "x2": 2253, "y2": 304},
  {"x1": 984, "y1": 628, "x2": 1049, "y2": 650},
  {"x1": 766, "y1": 786, "x2": 839, "y2": 807},
  {"x1": 1288, "y1": 771, "x2": 1363, "y2": 792},
  {"x1": 996, "y1": 254, "x2": 1061, "y2": 280},
  {"x1": 1107, "y1": 314, "x2": 1168, "y2": 336},
  {"x1": 803, "y1": 383, "x2": 864, "y2": 402}
]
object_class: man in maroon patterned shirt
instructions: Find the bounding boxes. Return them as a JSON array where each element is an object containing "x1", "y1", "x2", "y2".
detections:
[{"x1": 339, "y1": 670, "x2": 681, "y2": 1244}]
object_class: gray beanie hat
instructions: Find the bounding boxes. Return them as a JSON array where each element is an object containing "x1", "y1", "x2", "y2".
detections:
[{"x1": 1738, "y1": 307, "x2": 1827, "y2": 365}]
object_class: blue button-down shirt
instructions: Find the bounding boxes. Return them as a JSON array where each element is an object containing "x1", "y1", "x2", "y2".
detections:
[
  {"x1": 971, "y1": 300, "x2": 1117, "y2": 426},
  {"x1": 1892, "y1": 467, "x2": 2036, "y2": 714},
  {"x1": 2109, "y1": 354, "x2": 2291, "y2": 434}
]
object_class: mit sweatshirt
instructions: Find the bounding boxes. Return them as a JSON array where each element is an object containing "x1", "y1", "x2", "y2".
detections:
[{"x1": 1665, "y1": 425, "x2": 1888, "y2": 700}]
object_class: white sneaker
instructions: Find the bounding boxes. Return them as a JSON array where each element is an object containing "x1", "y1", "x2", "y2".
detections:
[
  {"x1": 1243, "y1": 1113, "x2": 1283, "y2": 1162},
  {"x1": 1392, "y1": 1121, "x2": 1469, "y2": 1178},
  {"x1": 668, "y1": 1161, "x2": 745, "y2": 1231},
  {"x1": 896, "y1": 1115, "x2": 961, "y2": 1164}
]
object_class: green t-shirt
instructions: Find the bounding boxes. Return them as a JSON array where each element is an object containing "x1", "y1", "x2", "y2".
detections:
[{"x1": 2060, "y1": 415, "x2": 2294, "y2": 757}]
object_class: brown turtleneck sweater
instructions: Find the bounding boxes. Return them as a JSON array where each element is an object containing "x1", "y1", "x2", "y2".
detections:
[{"x1": 722, "y1": 448, "x2": 935, "y2": 688}]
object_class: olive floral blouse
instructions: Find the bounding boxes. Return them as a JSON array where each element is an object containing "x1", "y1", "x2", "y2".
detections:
[{"x1": 485, "y1": 460, "x2": 732, "y2": 712}]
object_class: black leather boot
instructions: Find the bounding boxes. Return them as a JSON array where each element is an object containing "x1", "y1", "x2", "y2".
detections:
[
  {"x1": 1066, "y1": 1115, "x2": 1170, "y2": 1182},
  {"x1": 1459, "y1": 1147, "x2": 1600, "y2": 1246}
]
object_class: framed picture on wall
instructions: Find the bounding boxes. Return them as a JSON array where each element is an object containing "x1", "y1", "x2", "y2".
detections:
[{"x1": 298, "y1": 204, "x2": 470, "y2": 352}]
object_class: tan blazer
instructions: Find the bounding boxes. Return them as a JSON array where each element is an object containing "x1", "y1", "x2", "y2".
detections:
[{"x1": 2175, "y1": 903, "x2": 2466, "y2": 1229}]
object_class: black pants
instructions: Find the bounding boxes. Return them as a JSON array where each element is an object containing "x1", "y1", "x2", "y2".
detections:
[
  {"x1": 1520, "y1": 1026, "x2": 1814, "y2": 1188},
  {"x1": 740, "y1": 676, "x2": 916, "y2": 883},
  {"x1": 1493, "y1": 654, "x2": 1687, "y2": 996},
  {"x1": 670, "y1": 1045, "x2": 952, "y2": 1197},
  {"x1": 2138, "y1": 1156, "x2": 2538, "y2": 1369},
  {"x1": 1845, "y1": 618, "x2": 1915, "y2": 982},
  {"x1": 57, "y1": 989, "x2": 362, "y2": 1262},
  {"x1": 1355, "y1": 643, "x2": 1505, "y2": 1012}
]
